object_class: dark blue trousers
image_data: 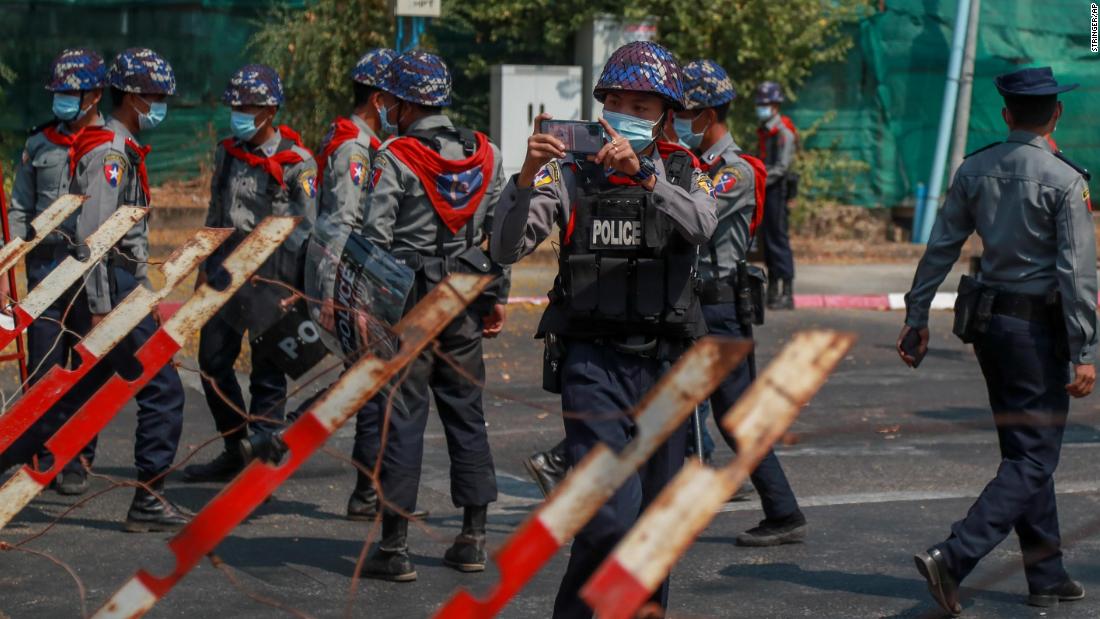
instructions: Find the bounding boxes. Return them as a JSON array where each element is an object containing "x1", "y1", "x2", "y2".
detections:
[
  {"x1": 7, "y1": 267, "x2": 184, "y2": 479},
  {"x1": 197, "y1": 310, "x2": 288, "y2": 451},
  {"x1": 702, "y1": 303, "x2": 801, "y2": 521},
  {"x1": 553, "y1": 340, "x2": 688, "y2": 619},
  {"x1": 937, "y1": 314, "x2": 1071, "y2": 590},
  {"x1": 761, "y1": 182, "x2": 794, "y2": 280},
  {"x1": 376, "y1": 306, "x2": 497, "y2": 513}
]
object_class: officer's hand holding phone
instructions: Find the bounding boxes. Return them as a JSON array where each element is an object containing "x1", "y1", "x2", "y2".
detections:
[
  {"x1": 896, "y1": 324, "x2": 929, "y2": 368},
  {"x1": 594, "y1": 117, "x2": 654, "y2": 190},
  {"x1": 518, "y1": 113, "x2": 566, "y2": 189}
]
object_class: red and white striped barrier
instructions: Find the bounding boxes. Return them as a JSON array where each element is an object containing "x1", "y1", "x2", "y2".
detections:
[
  {"x1": 434, "y1": 337, "x2": 752, "y2": 619},
  {"x1": 0, "y1": 218, "x2": 298, "y2": 531},
  {"x1": 0, "y1": 205, "x2": 148, "y2": 350},
  {"x1": 580, "y1": 330, "x2": 856, "y2": 618},
  {"x1": 91, "y1": 272, "x2": 490, "y2": 619},
  {"x1": 0, "y1": 227, "x2": 230, "y2": 457},
  {"x1": 0, "y1": 194, "x2": 84, "y2": 282}
]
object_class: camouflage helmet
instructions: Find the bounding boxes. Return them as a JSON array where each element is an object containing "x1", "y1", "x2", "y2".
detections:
[
  {"x1": 378, "y1": 50, "x2": 452, "y2": 107},
  {"x1": 351, "y1": 48, "x2": 398, "y2": 87},
  {"x1": 681, "y1": 59, "x2": 735, "y2": 110},
  {"x1": 754, "y1": 81, "x2": 784, "y2": 105},
  {"x1": 593, "y1": 41, "x2": 685, "y2": 111},
  {"x1": 222, "y1": 64, "x2": 284, "y2": 106},
  {"x1": 107, "y1": 48, "x2": 176, "y2": 95},
  {"x1": 45, "y1": 48, "x2": 107, "y2": 92}
]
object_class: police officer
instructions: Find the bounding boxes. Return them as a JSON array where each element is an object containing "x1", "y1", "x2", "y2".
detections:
[
  {"x1": 360, "y1": 50, "x2": 509, "y2": 582},
  {"x1": 302, "y1": 48, "x2": 401, "y2": 520},
  {"x1": 901, "y1": 67, "x2": 1095, "y2": 615},
  {"x1": 754, "y1": 81, "x2": 797, "y2": 310},
  {"x1": 183, "y1": 64, "x2": 317, "y2": 483},
  {"x1": 674, "y1": 59, "x2": 807, "y2": 546},
  {"x1": 13, "y1": 48, "x2": 189, "y2": 531},
  {"x1": 3, "y1": 49, "x2": 107, "y2": 495},
  {"x1": 492, "y1": 41, "x2": 717, "y2": 617}
]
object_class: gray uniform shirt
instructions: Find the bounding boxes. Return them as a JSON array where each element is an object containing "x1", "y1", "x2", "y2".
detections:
[
  {"x1": 491, "y1": 151, "x2": 718, "y2": 265},
  {"x1": 10, "y1": 118, "x2": 103, "y2": 247},
  {"x1": 697, "y1": 133, "x2": 757, "y2": 281},
  {"x1": 904, "y1": 130, "x2": 1097, "y2": 364},
  {"x1": 69, "y1": 117, "x2": 152, "y2": 314},
  {"x1": 306, "y1": 114, "x2": 378, "y2": 305},
  {"x1": 759, "y1": 115, "x2": 795, "y2": 186},
  {"x1": 362, "y1": 114, "x2": 511, "y2": 300}
]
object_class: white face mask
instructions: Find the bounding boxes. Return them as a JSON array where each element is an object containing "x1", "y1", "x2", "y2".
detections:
[{"x1": 755, "y1": 105, "x2": 774, "y2": 122}]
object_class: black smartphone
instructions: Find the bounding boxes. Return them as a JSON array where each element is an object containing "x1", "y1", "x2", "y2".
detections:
[
  {"x1": 901, "y1": 328, "x2": 926, "y2": 368},
  {"x1": 542, "y1": 120, "x2": 608, "y2": 156}
]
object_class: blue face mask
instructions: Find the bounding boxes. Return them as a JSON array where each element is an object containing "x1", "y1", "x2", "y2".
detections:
[
  {"x1": 755, "y1": 105, "x2": 774, "y2": 122},
  {"x1": 674, "y1": 115, "x2": 705, "y2": 150},
  {"x1": 377, "y1": 102, "x2": 399, "y2": 137},
  {"x1": 602, "y1": 110, "x2": 659, "y2": 152},
  {"x1": 53, "y1": 93, "x2": 90, "y2": 122},
  {"x1": 230, "y1": 110, "x2": 262, "y2": 141},
  {"x1": 136, "y1": 97, "x2": 167, "y2": 130}
]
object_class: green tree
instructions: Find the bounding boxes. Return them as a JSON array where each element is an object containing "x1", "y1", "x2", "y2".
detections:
[{"x1": 248, "y1": 0, "x2": 392, "y2": 146}]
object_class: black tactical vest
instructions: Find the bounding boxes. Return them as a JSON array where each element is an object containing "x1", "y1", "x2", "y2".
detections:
[{"x1": 542, "y1": 152, "x2": 705, "y2": 340}]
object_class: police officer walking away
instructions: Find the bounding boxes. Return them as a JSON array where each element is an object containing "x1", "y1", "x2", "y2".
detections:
[
  {"x1": 360, "y1": 50, "x2": 509, "y2": 582},
  {"x1": 3, "y1": 49, "x2": 108, "y2": 495},
  {"x1": 492, "y1": 41, "x2": 717, "y2": 617},
  {"x1": 9, "y1": 48, "x2": 190, "y2": 530},
  {"x1": 675, "y1": 59, "x2": 807, "y2": 546},
  {"x1": 754, "y1": 81, "x2": 797, "y2": 310},
  {"x1": 900, "y1": 67, "x2": 1095, "y2": 615},
  {"x1": 183, "y1": 65, "x2": 317, "y2": 482},
  {"x1": 302, "y1": 48, "x2": 403, "y2": 521}
]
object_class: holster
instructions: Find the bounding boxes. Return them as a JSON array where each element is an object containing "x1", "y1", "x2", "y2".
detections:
[
  {"x1": 952, "y1": 275, "x2": 995, "y2": 343},
  {"x1": 542, "y1": 333, "x2": 566, "y2": 394},
  {"x1": 736, "y1": 261, "x2": 767, "y2": 327}
]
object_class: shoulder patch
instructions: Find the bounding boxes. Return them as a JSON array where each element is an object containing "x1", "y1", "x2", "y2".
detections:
[
  {"x1": 1054, "y1": 151, "x2": 1091, "y2": 182},
  {"x1": 349, "y1": 153, "x2": 369, "y2": 186},
  {"x1": 964, "y1": 141, "x2": 1001, "y2": 159},
  {"x1": 300, "y1": 169, "x2": 317, "y2": 198},
  {"x1": 368, "y1": 156, "x2": 388, "y2": 190},
  {"x1": 696, "y1": 172, "x2": 715, "y2": 197},
  {"x1": 1083, "y1": 186, "x2": 1092, "y2": 212},
  {"x1": 103, "y1": 154, "x2": 128, "y2": 188},
  {"x1": 713, "y1": 165, "x2": 744, "y2": 194},
  {"x1": 533, "y1": 162, "x2": 560, "y2": 188}
]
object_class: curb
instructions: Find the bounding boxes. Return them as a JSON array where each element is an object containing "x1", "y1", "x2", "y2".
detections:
[{"x1": 505, "y1": 292, "x2": 961, "y2": 311}]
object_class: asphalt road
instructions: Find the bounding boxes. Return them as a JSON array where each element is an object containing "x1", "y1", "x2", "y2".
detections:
[{"x1": 3, "y1": 301, "x2": 1100, "y2": 619}]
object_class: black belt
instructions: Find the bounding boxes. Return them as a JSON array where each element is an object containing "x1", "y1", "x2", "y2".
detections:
[{"x1": 991, "y1": 291, "x2": 1058, "y2": 323}]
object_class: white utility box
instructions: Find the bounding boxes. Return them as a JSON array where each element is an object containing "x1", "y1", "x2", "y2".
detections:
[{"x1": 490, "y1": 64, "x2": 584, "y2": 178}]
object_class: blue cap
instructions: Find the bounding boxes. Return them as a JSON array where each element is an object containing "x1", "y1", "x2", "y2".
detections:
[
  {"x1": 995, "y1": 67, "x2": 1078, "y2": 97},
  {"x1": 107, "y1": 48, "x2": 176, "y2": 96},
  {"x1": 754, "y1": 81, "x2": 783, "y2": 105},
  {"x1": 682, "y1": 59, "x2": 735, "y2": 110},
  {"x1": 594, "y1": 41, "x2": 685, "y2": 111},
  {"x1": 46, "y1": 48, "x2": 107, "y2": 92},
  {"x1": 222, "y1": 64, "x2": 284, "y2": 106},
  {"x1": 351, "y1": 48, "x2": 398, "y2": 86},
  {"x1": 378, "y1": 50, "x2": 452, "y2": 107}
]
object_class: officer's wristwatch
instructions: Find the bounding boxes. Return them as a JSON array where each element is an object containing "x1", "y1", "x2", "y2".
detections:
[{"x1": 630, "y1": 157, "x2": 657, "y2": 184}]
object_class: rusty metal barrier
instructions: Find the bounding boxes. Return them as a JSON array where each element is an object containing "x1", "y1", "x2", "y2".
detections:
[
  {"x1": 0, "y1": 226, "x2": 230, "y2": 456},
  {"x1": 434, "y1": 337, "x2": 752, "y2": 619},
  {"x1": 580, "y1": 330, "x2": 856, "y2": 618},
  {"x1": 0, "y1": 217, "x2": 298, "y2": 530},
  {"x1": 90, "y1": 272, "x2": 490, "y2": 619},
  {"x1": 0, "y1": 205, "x2": 147, "y2": 351}
]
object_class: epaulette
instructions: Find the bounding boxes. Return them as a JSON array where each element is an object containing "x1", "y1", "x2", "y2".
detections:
[
  {"x1": 1053, "y1": 151, "x2": 1091, "y2": 181},
  {"x1": 964, "y1": 142, "x2": 1001, "y2": 158},
  {"x1": 27, "y1": 119, "x2": 59, "y2": 136}
]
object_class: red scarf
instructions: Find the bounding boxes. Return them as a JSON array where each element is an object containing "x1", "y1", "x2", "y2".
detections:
[
  {"x1": 68, "y1": 127, "x2": 152, "y2": 200},
  {"x1": 316, "y1": 117, "x2": 381, "y2": 186},
  {"x1": 221, "y1": 125, "x2": 310, "y2": 188},
  {"x1": 757, "y1": 114, "x2": 798, "y2": 160},
  {"x1": 385, "y1": 131, "x2": 495, "y2": 234},
  {"x1": 42, "y1": 125, "x2": 77, "y2": 149}
]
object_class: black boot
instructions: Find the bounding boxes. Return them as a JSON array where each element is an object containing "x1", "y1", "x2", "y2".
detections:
[
  {"x1": 56, "y1": 468, "x2": 90, "y2": 496},
  {"x1": 182, "y1": 449, "x2": 243, "y2": 483},
  {"x1": 363, "y1": 514, "x2": 416, "y2": 582},
  {"x1": 736, "y1": 511, "x2": 807, "y2": 546},
  {"x1": 766, "y1": 278, "x2": 779, "y2": 308},
  {"x1": 770, "y1": 278, "x2": 794, "y2": 310},
  {"x1": 124, "y1": 479, "x2": 191, "y2": 533},
  {"x1": 443, "y1": 505, "x2": 487, "y2": 572},
  {"x1": 524, "y1": 440, "x2": 569, "y2": 498},
  {"x1": 347, "y1": 472, "x2": 379, "y2": 521}
]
